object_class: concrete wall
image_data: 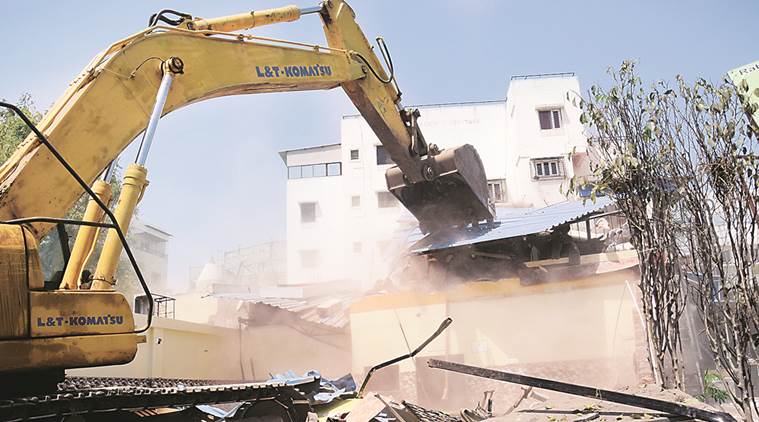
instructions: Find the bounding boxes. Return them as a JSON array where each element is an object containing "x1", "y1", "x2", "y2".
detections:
[
  {"x1": 412, "y1": 101, "x2": 509, "y2": 179},
  {"x1": 504, "y1": 75, "x2": 586, "y2": 207},
  {"x1": 349, "y1": 269, "x2": 642, "y2": 403},
  {"x1": 69, "y1": 315, "x2": 242, "y2": 380},
  {"x1": 284, "y1": 144, "x2": 348, "y2": 285},
  {"x1": 69, "y1": 314, "x2": 352, "y2": 381},
  {"x1": 241, "y1": 325, "x2": 351, "y2": 380}
]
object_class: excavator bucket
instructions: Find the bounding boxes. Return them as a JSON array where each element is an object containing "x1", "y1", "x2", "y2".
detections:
[{"x1": 386, "y1": 144, "x2": 495, "y2": 234}]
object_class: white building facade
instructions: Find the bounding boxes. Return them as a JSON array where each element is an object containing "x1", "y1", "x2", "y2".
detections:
[
  {"x1": 129, "y1": 218, "x2": 171, "y2": 293},
  {"x1": 280, "y1": 73, "x2": 588, "y2": 289}
]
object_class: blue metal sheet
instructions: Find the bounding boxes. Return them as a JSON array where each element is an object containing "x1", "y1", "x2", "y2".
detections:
[{"x1": 410, "y1": 196, "x2": 614, "y2": 254}]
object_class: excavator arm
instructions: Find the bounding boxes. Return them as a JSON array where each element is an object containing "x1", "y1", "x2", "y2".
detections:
[
  {"x1": 0, "y1": 0, "x2": 493, "y2": 241},
  {"x1": 0, "y1": 0, "x2": 495, "y2": 394}
]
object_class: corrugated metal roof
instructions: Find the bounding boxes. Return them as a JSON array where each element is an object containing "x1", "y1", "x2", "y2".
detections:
[
  {"x1": 212, "y1": 293, "x2": 352, "y2": 329},
  {"x1": 410, "y1": 197, "x2": 614, "y2": 254}
]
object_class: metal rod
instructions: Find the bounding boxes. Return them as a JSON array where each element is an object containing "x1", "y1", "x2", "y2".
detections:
[
  {"x1": 374, "y1": 394, "x2": 408, "y2": 422},
  {"x1": 4, "y1": 217, "x2": 114, "y2": 228},
  {"x1": 300, "y1": 5, "x2": 322, "y2": 15},
  {"x1": 358, "y1": 317, "x2": 452, "y2": 397},
  {"x1": 427, "y1": 360, "x2": 736, "y2": 422},
  {"x1": 102, "y1": 160, "x2": 117, "y2": 182},
  {"x1": 135, "y1": 71, "x2": 173, "y2": 166}
]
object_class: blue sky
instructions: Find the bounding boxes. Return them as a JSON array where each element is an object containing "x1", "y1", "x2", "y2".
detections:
[{"x1": 1, "y1": 1, "x2": 756, "y2": 287}]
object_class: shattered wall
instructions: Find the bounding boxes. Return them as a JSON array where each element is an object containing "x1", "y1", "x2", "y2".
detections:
[
  {"x1": 350, "y1": 269, "x2": 646, "y2": 409},
  {"x1": 240, "y1": 325, "x2": 351, "y2": 380}
]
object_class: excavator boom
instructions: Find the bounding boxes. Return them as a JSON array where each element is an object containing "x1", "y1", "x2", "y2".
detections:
[{"x1": 0, "y1": 1, "x2": 493, "y2": 241}]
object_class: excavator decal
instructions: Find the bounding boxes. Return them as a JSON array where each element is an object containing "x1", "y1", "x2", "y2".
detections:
[
  {"x1": 255, "y1": 64, "x2": 334, "y2": 78},
  {"x1": 36, "y1": 315, "x2": 126, "y2": 328}
]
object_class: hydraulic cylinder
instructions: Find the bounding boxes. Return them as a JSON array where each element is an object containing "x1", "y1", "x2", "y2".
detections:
[
  {"x1": 92, "y1": 164, "x2": 148, "y2": 290},
  {"x1": 186, "y1": 5, "x2": 310, "y2": 32},
  {"x1": 60, "y1": 179, "x2": 113, "y2": 289},
  {"x1": 90, "y1": 61, "x2": 177, "y2": 290}
]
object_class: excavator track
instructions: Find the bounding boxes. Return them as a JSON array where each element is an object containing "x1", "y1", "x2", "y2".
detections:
[{"x1": 0, "y1": 377, "x2": 313, "y2": 421}]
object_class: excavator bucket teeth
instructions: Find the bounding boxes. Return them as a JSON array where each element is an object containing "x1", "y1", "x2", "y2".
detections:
[{"x1": 386, "y1": 144, "x2": 494, "y2": 234}]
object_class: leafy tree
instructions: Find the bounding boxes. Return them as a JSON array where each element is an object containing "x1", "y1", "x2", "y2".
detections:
[
  {"x1": 574, "y1": 61, "x2": 686, "y2": 389},
  {"x1": 575, "y1": 61, "x2": 759, "y2": 420},
  {"x1": 0, "y1": 94, "x2": 42, "y2": 162}
]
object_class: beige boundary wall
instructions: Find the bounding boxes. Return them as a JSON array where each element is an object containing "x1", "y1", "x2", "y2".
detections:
[
  {"x1": 349, "y1": 269, "x2": 646, "y2": 406},
  {"x1": 69, "y1": 314, "x2": 352, "y2": 381}
]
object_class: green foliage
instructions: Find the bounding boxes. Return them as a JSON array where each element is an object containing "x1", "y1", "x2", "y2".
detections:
[
  {"x1": 0, "y1": 93, "x2": 42, "y2": 163},
  {"x1": 697, "y1": 371, "x2": 729, "y2": 404}
]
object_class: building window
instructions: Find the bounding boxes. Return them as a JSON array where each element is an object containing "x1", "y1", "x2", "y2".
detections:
[
  {"x1": 350, "y1": 149, "x2": 360, "y2": 160},
  {"x1": 487, "y1": 179, "x2": 506, "y2": 202},
  {"x1": 287, "y1": 162, "x2": 342, "y2": 179},
  {"x1": 353, "y1": 242, "x2": 362, "y2": 253},
  {"x1": 300, "y1": 250, "x2": 319, "y2": 268},
  {"x1": 313, "y1": 164, "x2": 326, "y2": 177},
  {"x1": 351, "y1": 195, "x2": 361, "y2": 207},
  {"x1": 300, "y1": 202, "x2": 316, "y2": 223},
  {"x1": 376, "y1": 146, "x2": 394, "y2": 165},
  {"x1": 538, "y1": 109, "x2": 562, "y2": 130},
  {"x1": 377, "y1": 191, "x2": 397, "y2": 208},
  {"x1": 327, "y1": 162, "x2": 341, "y2": 176},
  {"x1": 531, "y1": 158, "x2": 565, "y2": 179}
]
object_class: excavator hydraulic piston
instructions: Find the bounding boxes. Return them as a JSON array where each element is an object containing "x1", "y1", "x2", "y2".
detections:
[
  {"x1": 60, "y1": 179, "x2": 113, "y2": 290},
  {"x1": 92, "y1": 164, "x2": 149, "y2": 289},
  {"x1": 184, "y1": 5, "x2": 312, "y2": 32},
  {"x1": 136, "y1": 63, "x2": 178, "y2": 166},
  {"x1": 92, "y1": 59, "x2": 176, "y2": 289}
]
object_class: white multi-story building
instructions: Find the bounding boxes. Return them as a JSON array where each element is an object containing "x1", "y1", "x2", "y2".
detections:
[
  {"x1": 129, "y1": 218, "x2": 171, "y2": 293},
  {"x1": 279, "y1": 73, "x2": 587, "y2": 289}
]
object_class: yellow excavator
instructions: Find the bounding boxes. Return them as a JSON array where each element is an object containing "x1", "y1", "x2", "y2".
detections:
[{"x1": 0, "y1": 0, "x2": 493, "y2": 415}]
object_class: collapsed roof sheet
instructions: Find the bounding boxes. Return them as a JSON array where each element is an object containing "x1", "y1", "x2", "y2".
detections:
[
  {"x1": 410, "y1": 196, "x2": 614, "y2": 254},
  {"x1": 212, "y1": 293, "x2": 353, "y2": 329}
]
